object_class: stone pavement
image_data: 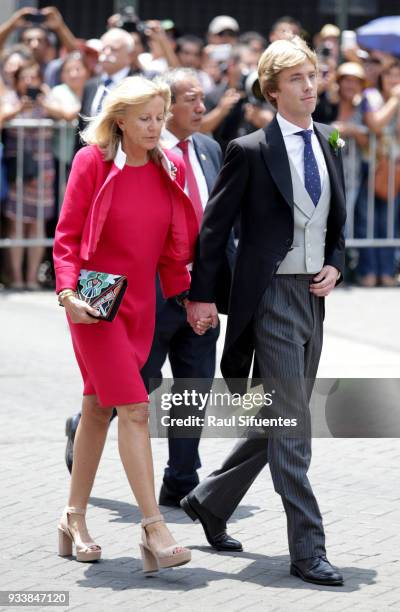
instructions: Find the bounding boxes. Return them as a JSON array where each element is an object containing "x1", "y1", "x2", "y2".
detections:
[{"x1": 0, "y1": 286, "x2": 400, "y2": 612}]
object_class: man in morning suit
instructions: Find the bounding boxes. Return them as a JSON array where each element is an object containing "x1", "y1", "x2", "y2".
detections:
[{"x1": 181, "y1": 37, "x2": 346, "y2": 586}]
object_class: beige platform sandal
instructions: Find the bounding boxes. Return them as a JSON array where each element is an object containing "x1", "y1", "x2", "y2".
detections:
[
  {"x1": 58, "y1": 506, "x2": 102, "y2": 562},
  {"x1": 139, "y1": 514, "x2": 191, "y2": 573}
]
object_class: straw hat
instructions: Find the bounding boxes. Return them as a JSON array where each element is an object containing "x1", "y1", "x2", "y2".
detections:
[
  {"x1": 336, "y1": 61, "x2": 366, "y2": 83},
  {"x1": 320, "y1": 24, "x2": 340, "y2": 39}
]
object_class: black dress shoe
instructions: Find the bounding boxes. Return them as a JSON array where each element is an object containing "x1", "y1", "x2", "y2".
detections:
[
  {"x1": 180, "y1": 493, "x2": 242, "y2": 552},
  {"x1": 158, "y1": 483, "x2": 183, "y2": 508},
  {"x1": 65, "y1": 414, "x2": 81, "y2": 474},
  {"x1": 290, "y1": 555, "x2": 344, "y2": 586}
]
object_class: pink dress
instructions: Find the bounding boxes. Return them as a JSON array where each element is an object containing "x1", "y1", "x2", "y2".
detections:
[{"x1": 69, "y1": 160, "x2": 172, "y2": 407}]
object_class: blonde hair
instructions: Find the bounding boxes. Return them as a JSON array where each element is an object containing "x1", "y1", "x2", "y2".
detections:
[
  {"x1": 80, "y1": 75, "x2": 171, "y2": 161},
  {"x1": 257, "y1": 36, "x2": 318, "y2": 108}
]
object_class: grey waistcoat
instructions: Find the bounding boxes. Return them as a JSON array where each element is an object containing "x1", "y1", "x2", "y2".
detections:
[{"x1": 276, "y1": 158, "x2": 331, "y2": 274}]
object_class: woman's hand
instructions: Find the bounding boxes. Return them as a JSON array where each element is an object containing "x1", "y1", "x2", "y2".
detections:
[
  {"x1": 331, "y1": 121, "x2": 356, "y2": 138},
  {"x1": 390, "y1": 83, "x2": 400, "y2": 102},
  {"x1": 63, "y1": 295, "x2": 101, "y2": 324},
  {"x1": 19, "y1": 95, "x2": 36, "y2": 113}
]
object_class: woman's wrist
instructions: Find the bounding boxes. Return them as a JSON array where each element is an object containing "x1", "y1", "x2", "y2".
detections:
[{"x1": 58, "y1": 288, "x2": 77, "y2": 306}]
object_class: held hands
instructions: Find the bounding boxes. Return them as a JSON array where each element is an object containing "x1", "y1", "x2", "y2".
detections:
[
  {"x1": 186, "y1": 301, "x2": 219, "y2": 336},
  {"x1": 310, "y1": 265, "x2": 340, "y2": 297},
  {"x1": 63, "y1": 295, "x2": 101, "y2": 324}
]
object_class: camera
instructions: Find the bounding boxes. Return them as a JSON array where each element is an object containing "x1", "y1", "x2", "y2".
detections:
[
  {"x1": 116, "y1": 6, "x2": 140, "y2": 33},
  {"x1": 26, "y1": 87, "x2": 41, "y2": 101},
  {"x1": 320, "y1": 45, "x2": 331, "y2": 58},
  {"x1": 245, "y1": 71, "x2": 264, "y2": 106},
  {"x1": 26, "y1": 12, "x2": 47, "y2": 25}
]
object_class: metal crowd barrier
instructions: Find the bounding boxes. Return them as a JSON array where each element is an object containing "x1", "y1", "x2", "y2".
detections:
[
  {"x1": 0, "y1": 119, "x2": 399, "y2": 249},
  {"x1": 339, "y1": 130, "x2": 399, "y2": 247},
  {"x1": 0, "y1": 117, "x2": 75, "y2": 248}
]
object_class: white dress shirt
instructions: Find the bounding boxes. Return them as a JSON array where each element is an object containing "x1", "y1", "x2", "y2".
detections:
[
  {"x1": 276, "y1": 112, "x2": 328, "y2": 187},
  {"x1": 90, "y1": 66, "x2": 131, "y2": 116},
  {"x1": 161, "y1": 129, "x2": 209, "y2": 210}
]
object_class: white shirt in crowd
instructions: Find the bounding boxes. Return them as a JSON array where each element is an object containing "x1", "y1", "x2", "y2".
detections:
[
  {"x1": 161, "y1": 128, "x2": 209, "y2": 210},
  {"x1": 90, "y1": 66, "x2": 131, "y2": 116}
]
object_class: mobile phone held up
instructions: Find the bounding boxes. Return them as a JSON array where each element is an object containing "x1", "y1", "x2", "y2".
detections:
[
  {"x1": 26, "y1": 87, "x2": 41, "y2": 101},
  {"x1": 26, "y1": 12, "x2": 47, "y2": 25}
]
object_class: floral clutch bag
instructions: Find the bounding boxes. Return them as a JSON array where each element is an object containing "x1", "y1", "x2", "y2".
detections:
[{"x1": 77, "y1": 270, "x2": 128, "y2": 322}]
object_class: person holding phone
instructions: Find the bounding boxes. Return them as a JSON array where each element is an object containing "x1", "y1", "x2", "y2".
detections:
[
  {"x1": 0, "y1": 6, "x2": 80, "y2": 87},
  {"x1": 2, "y1": 61, "x2": 55, "y2": 290}
]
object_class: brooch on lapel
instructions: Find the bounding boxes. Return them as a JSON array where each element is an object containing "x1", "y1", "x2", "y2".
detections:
[
  {"x1": 169, "y1": 161, "x2": 177, "y2": 180},
  {"x1": 200, "y1": 153, "x2": 207, "y2": 161},
  {"x1": 328, "y1": 128, "x2": 345, "y2": 155}
]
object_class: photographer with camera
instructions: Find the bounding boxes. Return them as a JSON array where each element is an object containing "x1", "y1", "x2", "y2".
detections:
[
  {"x1": 108, "y1": 9, "x2": 179, "y2": 74},
  {"x1": 201, "y1": 45, "x2": 272, "y2": 152},
  {"x1": 0, "y1": 6, "x2": 79, "y2": 86}
]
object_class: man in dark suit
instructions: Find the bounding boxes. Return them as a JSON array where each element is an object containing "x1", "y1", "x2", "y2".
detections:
[
  {"x1": 65, "y1": 68, "x2": 239, "y2": 551},
  {"x1": 78, "y1": 27, "x2": 139, "y2": 137},
  {"x1": 181, "y1": 37, "x2": 346, "y2": 586},
  {"x1": 139, "y1": 69, "x2": 238, "y2": 552}
]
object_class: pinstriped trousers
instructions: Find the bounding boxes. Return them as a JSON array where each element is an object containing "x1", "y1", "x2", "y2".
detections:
[{"x1": 194, "y1": 276, "x2": 326, "y2": 561}]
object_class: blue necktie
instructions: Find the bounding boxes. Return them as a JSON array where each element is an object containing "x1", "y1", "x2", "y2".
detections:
[
  {"x1": 96, "y1": 77, "x2": 113, "y2": 114},
  {"x1": 296, "y1": 129, "x2": 321, "y2": 206}
]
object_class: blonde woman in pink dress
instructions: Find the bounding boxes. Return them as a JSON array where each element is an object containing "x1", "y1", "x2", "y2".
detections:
[{"x1": 53, "y1": 76, "x2": 199, "y2": 572}]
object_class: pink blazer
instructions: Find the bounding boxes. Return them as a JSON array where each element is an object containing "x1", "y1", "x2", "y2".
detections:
[{"x1": 53, "y1": 144, "x2": 198, "y2": 297}]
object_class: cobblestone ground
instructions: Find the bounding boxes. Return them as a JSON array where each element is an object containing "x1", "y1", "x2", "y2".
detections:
[{"x1": 0, "y1": 287, "x2": 399, "y2": 612}]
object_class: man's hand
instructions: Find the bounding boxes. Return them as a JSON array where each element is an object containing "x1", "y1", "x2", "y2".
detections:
[
  {"x1": 218, "y1": 88, "x2": 242, "y2": 114},
  {"x1": 10, "y1": 7, "x2": 37, "y2": 29},
  {"x1": 310, "y1": 265, "x2": 340, "y2": 297},
  {"x1": 41, "y1": 6, "x2": 64, "y2": 31},
  {"x1": 186, "y1": 301, "x2": 218, "y2": 335}
]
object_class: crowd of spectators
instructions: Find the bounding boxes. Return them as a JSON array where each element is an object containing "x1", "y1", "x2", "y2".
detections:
[{"x1": 0, "y1": 6, "x2": 399, "y2": 288}]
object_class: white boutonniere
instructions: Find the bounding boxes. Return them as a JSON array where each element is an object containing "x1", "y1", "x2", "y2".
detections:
[{"x1": 328, "y1": 129, "x2": 345, "y2": 155}]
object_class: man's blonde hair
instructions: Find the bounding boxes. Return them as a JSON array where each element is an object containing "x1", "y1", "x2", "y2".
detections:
[
  {"x1": 80, "y1": 76, "x2": 171, "y2": 161},
  {"x1": 257, "y1": 36, "x2": 318, "y2": 108}
]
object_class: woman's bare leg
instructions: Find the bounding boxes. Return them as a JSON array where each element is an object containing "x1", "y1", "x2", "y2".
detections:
[
  {"x1": 117, "y1": 403, "x2": 184, "y2": 550},
  {"x1": 7, "y1": 219, "x2": 24, "y2": 287},
  {"x1": 66, "y1": 395, "x2": 113, "y2": 543},
  {"x1": 25, "y1": 220, "x2": 45, "y2": 286}
]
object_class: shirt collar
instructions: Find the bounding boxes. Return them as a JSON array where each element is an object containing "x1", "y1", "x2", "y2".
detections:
[
  {"x1": 276, "y1": 112, "x2": 314, "y2": 137},
  {"x1": 161, "y1": 128, "x2": 193, "y2": 150},
  {"x1": 101, "y1": 66, "x2": 130, "y2": 86},
  {"x1": 114, "y1": 140, "x2": 126, "y2": 169},
  {"x1": 113, "y1": 139, "x2": 175, "y2": 179}
]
